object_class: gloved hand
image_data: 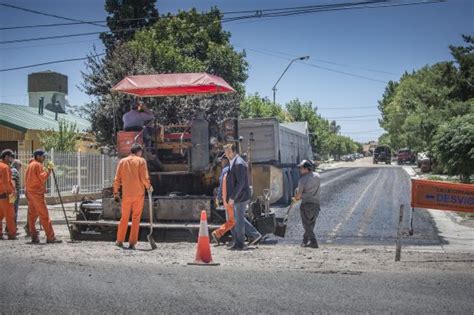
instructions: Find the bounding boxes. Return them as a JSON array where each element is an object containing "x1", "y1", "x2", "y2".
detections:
[
  {"x1": 114, "y1": 194, "x2": 121, "y2": 203},
  {"x1": 147, "y1": 186, "x2": 154, "y2": 193},
  {"x1": 47, "y1": 161, "x2": 55, "y2": 170}
]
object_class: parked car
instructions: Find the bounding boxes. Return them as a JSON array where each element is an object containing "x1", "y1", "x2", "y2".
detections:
[
  {"x1": 397, "y1": 149, "x2": 416, "y2": 164},
  {"x1": 373, "y1": 146, "x2": 391, "y2": 164}
]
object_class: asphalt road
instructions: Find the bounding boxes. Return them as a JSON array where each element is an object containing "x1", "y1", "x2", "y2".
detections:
[
  {"x1": 2, "y1": 159, "x2": 472, "y2": 313},
  {"x1": 276, "y1": 162, "x2": 441, "y2": 247},
  {"x1": 1, "y1": 255, "x2": 472, "y2": 314}
]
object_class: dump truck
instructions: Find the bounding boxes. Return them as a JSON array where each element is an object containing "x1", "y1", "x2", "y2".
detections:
[
  {"x1": 70, "y1": 73, "x2": 312, "y2": 241},
  {"x1": 240, "y1": 118, "x2": 313, "y2": 205}
]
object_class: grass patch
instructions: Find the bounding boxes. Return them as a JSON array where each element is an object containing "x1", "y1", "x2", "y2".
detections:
[{"x1": 426, "y1": 175, "x2": 460, "y2": 183}]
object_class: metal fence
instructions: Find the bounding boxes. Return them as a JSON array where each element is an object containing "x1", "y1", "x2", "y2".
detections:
[{"x1": 16, "y1": 150, "x2": 118, "y2": 197}]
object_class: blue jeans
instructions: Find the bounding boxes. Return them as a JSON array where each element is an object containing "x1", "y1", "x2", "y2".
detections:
[
  {"x1": 231, "y1": 201, "x2": 262, "y2": 248},
  {"x1": 231, "y1": 201, "x2": 247, "y2": 248}
]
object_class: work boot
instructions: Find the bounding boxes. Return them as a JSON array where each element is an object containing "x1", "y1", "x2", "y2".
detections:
[
  {"x1": 24, "y1": 225, "x2": 30, "y2": 237},
  {"x1": 115, "y1": 241, "x2": 124, "y2": 248},
  {"x1": 300, "y1": 238, "x2": 309, "y2": 247},
  {"x1": 8, "y1": 236, "x2": 18, "y2": 240},
  {"x1": 31, "y1": 238, "x2": 40, "y2": 244},
  {"x1": 46, "y1": 238, "x2": 63, "y2": 244},
  {"x1": 308, "y1": 239, "x2": 319, "y2": 249},
  {"x1": 128, "y1": 244, "x2": 136, "y2": 250}
]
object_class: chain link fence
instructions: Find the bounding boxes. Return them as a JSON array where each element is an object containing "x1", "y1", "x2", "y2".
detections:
[{"x1": 15, "y1": 150, "x2": 118, "y2": 197}]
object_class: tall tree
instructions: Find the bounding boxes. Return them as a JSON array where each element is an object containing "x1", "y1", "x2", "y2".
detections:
[
  {"x1": 83, "y1": 8, "x2": 248, "y2": 145},
  {"x1": 329, "y1": 120, "x2": 340, "y2": 134},
  {"x1": 100, "y1": 0, "x2": 159, "y2": 50}
]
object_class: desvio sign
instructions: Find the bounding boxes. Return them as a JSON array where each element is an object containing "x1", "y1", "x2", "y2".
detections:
[{"x1": 411, "y1": 179, "x2": 474, "y2": 213}]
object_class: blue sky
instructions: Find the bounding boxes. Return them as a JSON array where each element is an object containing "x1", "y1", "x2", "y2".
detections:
[{"x1": 0, "y1": 0, "x2": 472, "y2": 142}]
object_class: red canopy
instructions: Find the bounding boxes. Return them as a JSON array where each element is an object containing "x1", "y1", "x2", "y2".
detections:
[{"x1": 111, "y1": 72, "x2": 236, "y2": 97}]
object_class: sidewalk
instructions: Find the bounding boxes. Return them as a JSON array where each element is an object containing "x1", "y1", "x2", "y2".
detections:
[{"x1": 402, "y1": 165, "x2": 474, "y2": 253}]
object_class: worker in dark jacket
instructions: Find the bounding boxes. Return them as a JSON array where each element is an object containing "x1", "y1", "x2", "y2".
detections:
[{"x1": 224, "y1": 144, "x2": 262, "y2": 250}]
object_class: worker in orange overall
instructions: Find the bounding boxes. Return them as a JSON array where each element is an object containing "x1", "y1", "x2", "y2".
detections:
[
  {"x1": 211, "y1": 155, "x2": 234, "y2": 245},
  {"x1": 114, "y1": 143, "x2": 153, "y2": 250},
  {"x1": 25, "y1": 149, "x2": 61, "y2": 244},
  {"x1": 0, "y1": 149, "x2": 17, "y2": 240}
]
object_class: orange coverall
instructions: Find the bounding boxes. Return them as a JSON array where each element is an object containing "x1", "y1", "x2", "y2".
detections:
[
  {"x1": 212, "y1": 173, "x2": 235, "y2": 239},
  {"x1": 0, "y1": 160, "x2": 16, "y2": 239},
  {"x1": 113, "y1": 154, "x2": 151, "y2": 245},
  {"x1": 25, "y1": 159, "x2": 55, "y2": 241}
]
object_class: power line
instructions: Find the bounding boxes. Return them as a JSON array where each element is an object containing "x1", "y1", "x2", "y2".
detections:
[
  {"x1": 0, "y1": 53, "x2": 105, "y2": 72},
  {"x1": 237, "y1": 45, "x2": 397, "y2": 76},
  {"x1": 223, "y1": 0, "x2": 445, "y2": 24},
  {"x1": 0, "y1": 17, "x2": 163, "y2": 31},
  {"x1": 318, "y1": 106, "x2": 377, "y2": 110},
  {"x1": 239, "y1": 45, "x2": 390, "y2": 84},
  {"x1": 0, "y1": 0, "x2": 444, "y2": 44},
  {"x1": 0, "y1": 2, "x2": 106, "y2": 28},
  {"x1": 326, "y1": 114, "x2": 380, "y2": 119},
  {"x1": 342, "y1": 129, "x2": 384, "y2": 134},
  {"x1": 0, "y1": 39, "x2": 101, "y2": 50},
  {"x1": 0, "y1": 20, "x2": 105, "y2": 30}
]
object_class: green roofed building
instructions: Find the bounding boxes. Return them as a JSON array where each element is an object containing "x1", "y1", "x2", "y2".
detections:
[{"x1": 0, "y1": 102, "x2": 93, "y2": 152}]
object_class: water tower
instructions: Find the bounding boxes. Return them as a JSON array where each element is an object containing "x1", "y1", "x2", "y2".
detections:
[{"x1": 28, "y1": 71, "x2": 68, "y2": 113}]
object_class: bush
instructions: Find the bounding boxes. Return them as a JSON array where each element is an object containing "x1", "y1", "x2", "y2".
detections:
[{"x1": 432, "y1": 114, "x2": 474, "y2": 183}]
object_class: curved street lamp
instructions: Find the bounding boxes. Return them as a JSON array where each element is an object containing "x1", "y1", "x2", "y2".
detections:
[{"x1": 272, "y1": 55, "x2": 310, "y2": 105}]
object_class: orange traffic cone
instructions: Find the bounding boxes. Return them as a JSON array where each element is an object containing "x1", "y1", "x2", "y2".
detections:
[{"x1": 188, "y1": 210, "x2": 220, "y2": 266}]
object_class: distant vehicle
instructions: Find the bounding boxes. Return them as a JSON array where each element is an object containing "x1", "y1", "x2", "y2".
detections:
[
  {"x1": 397, "y1": 149, "x2": 415, "y2": 164},
  {"x1": 373, "y1": 146, "x2": 391, "y2": 164}
]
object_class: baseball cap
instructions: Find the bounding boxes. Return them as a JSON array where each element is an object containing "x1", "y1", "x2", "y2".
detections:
[
  {"x1": 297, "y1": 159, "x2": 313, "y2": 169},
  {"x1": 33, "y1": 149, "x2": 47, "y2": 158}
]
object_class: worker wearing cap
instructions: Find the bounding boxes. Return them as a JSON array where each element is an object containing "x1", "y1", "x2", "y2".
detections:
[
  {"x1": 123, "y1": 99, "x2": 154, "y2": 148},
  {"x1": 294, "y1": 160, "x2": 320, "y2": 248},
  {"x1": 25, "y1": 150, "x2": 61, "y2": 244},
  {"x1": 113, "y1": 143, "x2": 153, "y2": 250},
  {"x1": 0, "y1": 149, "x2": 17, "y2": 240}
]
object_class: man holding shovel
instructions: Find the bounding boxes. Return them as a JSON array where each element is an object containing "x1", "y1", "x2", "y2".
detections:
[
  {"x1": 294, "y1": 160, "x2": 320, "y2": 248},
  {"x1": 25, "y1": 150, "x2": 61, "y2": 244},
  {"x1": 113, "y1": 144, "x2": 153, "y2": 250}
]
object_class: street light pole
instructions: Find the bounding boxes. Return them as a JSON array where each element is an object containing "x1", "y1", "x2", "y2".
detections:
[{"x1": 272, "y1": 55, "x2": 309, "y2": 104}]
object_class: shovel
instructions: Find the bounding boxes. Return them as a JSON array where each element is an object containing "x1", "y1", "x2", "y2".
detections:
[
  {"x1": 51, "y1": 168, "x2": 75, "y2": 241},
  {"x1": 147, "y1": 190, "x2": 157, "y2": 250},
  {"x1": 274, "y1": 199, "x2": 298, "y2": 238}
]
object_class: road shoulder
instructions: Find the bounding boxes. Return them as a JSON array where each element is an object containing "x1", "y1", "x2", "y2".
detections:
[{"x1": 401, "y1": 165, "x2": 474, "y2": 253}]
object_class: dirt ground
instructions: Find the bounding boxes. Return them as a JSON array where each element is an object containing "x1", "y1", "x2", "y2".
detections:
[{"x1": 1, "y1": 225, "x2": 472, "y2": 276}]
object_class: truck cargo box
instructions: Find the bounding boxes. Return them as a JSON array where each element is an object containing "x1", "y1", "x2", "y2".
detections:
[{"x1": 239, "y1": 118, "x2": 312, "y2": 165}]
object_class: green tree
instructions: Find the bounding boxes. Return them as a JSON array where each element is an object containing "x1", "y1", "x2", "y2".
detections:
[
  {"x1": 100, "y1": 0, "x2": 159, "y2": 50},
  {"x1": 83, "y1": 7, "x2": 248, "y2": 145},
  {"x1": 329, "y1": 120, "x2": 340, "y2": 134},
  {"x1": 449, "y1": 35, "x2": 474, "y2": 101},
  {"x1": 40, "y1": 119, "x2": 80, "y2": 152},
  {"x1": 240, "y1": 93, "x2": 290, "y2": 122},
  {"x1": 432, "y1": 114, "x2": 474, "y2": 183}
]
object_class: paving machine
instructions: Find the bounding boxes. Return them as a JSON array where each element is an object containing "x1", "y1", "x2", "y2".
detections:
[{"x1": 70, "y1": 73, "x2": 239, "y2": 240}]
